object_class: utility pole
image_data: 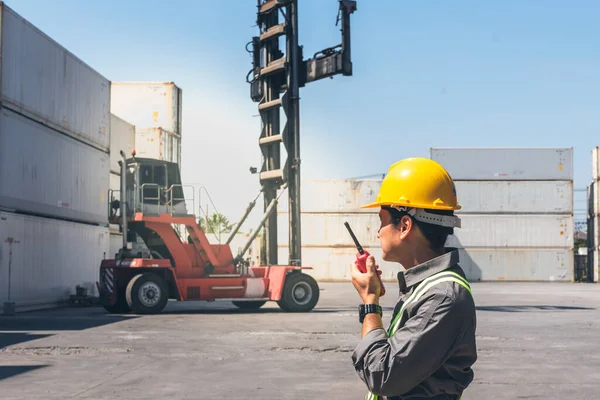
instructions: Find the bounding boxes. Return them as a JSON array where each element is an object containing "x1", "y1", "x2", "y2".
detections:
[{"x1": 248, "y1": 0, "x2": 358, "y2": 266}]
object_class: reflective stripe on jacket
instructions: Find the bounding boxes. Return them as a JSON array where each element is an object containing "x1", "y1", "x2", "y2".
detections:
[{"x1": 351, "y1": 248, "x2": 477, "y2": 399}]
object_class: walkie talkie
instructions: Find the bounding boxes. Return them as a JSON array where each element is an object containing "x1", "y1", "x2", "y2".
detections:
[{"x1": 344, "y1": 221, "x2": 386, "y2": 297}]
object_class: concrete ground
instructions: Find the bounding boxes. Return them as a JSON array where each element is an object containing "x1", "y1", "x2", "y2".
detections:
[{"x1": 1, "y1": 282, "x2": 599, "y2": 399}]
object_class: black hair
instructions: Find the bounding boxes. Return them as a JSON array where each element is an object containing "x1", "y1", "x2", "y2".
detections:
[{"x1": 383, "y1": 206, "x2": 454, "y2": 250}]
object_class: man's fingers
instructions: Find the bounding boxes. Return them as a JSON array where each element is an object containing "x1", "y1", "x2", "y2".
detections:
[
  {"x1": 350, "y1": 260, "x2": 361, "y2": 276},
  {"x1": 366, "y1": 255, "x2": 377, "y2": 273}
]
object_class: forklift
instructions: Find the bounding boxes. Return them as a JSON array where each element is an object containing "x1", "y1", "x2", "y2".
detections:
[
  {"x1": 98, "y1": 151, "x2": 319, "y2": 314},
  {"x1": 97, "y1": 0, "x2": 357, "y2": 314}
]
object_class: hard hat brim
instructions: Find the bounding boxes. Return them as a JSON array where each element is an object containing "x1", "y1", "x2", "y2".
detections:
[{"x1": 360, "y1": 201, "x2": 462, "y2": 211}]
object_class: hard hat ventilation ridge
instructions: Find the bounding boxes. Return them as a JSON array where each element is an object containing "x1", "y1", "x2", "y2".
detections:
[{"x1": 392, "y1": 206, "x2": 461, "y2": 229}]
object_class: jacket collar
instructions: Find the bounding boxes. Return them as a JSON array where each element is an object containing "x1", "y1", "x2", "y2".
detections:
[{"x1": 397, "y1": 247, "x2": 460, "y2": 294}]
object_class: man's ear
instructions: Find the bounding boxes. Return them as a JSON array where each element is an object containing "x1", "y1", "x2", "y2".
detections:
[{"x1": 399, "y1": 215, "x2": 413, "y2": 238}]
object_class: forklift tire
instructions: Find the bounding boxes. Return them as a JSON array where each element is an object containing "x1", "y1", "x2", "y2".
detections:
[
  {"x1": 126, "y1": 273, "x2": 169, "y2": 315},
  {"x1": 278, "y1": 272, "x2": 320, "y2": 312},
  {"x1": 232, "y1": 301, "x2": 267, "y2": 310}
]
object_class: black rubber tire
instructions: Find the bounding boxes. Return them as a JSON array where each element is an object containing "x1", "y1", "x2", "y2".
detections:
[
  {"x1": 103, "y1": 288, "x2": 131, "y2": 314},
  {"x1": 277, "y1": 272, "x2": 320, "y2": 312},
  {"x1": 125, "y1": 273, "x2": 169, "y2": 315},
  {"x1": 232, "y1": 301, "x2": 267, "y2": 310}
]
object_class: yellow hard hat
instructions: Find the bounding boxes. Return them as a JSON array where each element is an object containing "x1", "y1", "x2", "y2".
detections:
[{"x1": 362, "y1": 158, "x2": 461, "y2": 224}]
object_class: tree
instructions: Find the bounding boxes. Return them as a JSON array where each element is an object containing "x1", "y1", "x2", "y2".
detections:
[{"x1": 198, "y1": 213, "x2": 236, "y2": 234}]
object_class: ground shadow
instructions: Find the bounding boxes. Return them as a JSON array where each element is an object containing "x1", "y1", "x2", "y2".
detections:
[
  {"x1": 0, "y1": 365, "x2": 48, "y2": 381},
  {"x1": 0, "y1": 310, "x2": 138, "y2": 349},
  {"x1": 0, "y1": 314, "x2": 137, "y2": 332},
  {"x1": 0, "y1": 333, "x2": 53, "y2": 350},
  {"x1": 476, "y1": 305, "x2": 594, "y2": 313}
]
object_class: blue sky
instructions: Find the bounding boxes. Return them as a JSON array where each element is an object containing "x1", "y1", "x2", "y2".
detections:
[{"x1": 5, "y1": 0, "x2": 598, "y2": 227}]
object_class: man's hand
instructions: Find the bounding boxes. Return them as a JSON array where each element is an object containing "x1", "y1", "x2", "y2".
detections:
[{"x1": 351, "y1": 255, "x2": 382, "y2": 304}]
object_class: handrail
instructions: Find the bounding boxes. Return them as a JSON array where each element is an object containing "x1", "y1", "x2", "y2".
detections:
[
  {"x1": 198, "y1": 186, "x2": 224, "y2": 243},
  {"x1": 140, "y1": 183, "x2": 161, "y2": 215},
  {"x1": 165, "y1": 184, "x2": 196, "y2": 216}
]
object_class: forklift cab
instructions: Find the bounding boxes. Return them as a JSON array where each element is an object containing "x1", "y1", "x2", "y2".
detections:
[{"x1": 121, "y1": 157, "x2": 189, "y2": 217}]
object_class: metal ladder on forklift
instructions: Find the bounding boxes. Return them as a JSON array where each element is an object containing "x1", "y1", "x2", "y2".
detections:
[{"x1": 248, "y1": 0, "x2": 358, "y2": 268}]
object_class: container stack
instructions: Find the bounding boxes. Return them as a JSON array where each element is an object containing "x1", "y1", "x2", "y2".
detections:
[
  {"x1": 108, "y1": 114, "x2": 136, "y2": 258},
  {"x1": 277, "y1": 180, "x2": 406, "y2": 281},
  {"x1": 431, "y1": 147, "x2": 574, "y2": 281},
  {"x1": 0, "y1": 4, "x2": 110, "y2": 310},
  {"x1": 586, "y1": 147, "x2": 600, "y2": 282},
  {"x1": 110, "y1": 82, "x2": 182, "y2": 168}
]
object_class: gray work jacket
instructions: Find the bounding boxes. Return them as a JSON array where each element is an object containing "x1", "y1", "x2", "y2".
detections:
[{"x1": 351, "y1": 248, "x2": 477, "y2": 399}]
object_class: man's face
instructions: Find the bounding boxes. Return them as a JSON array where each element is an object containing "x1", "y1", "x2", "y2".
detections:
[{"x1": 377, "y1": 208, "x2": 411, "y2": 263}]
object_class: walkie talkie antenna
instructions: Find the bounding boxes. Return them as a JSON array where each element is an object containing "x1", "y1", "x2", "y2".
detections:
[{"x1": 344, "y1": 221, "x2": 364, "y2": 254}]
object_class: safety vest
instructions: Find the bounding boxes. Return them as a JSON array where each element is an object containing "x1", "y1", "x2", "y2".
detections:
[{"x1": 365, "y1": 270, "x2": 473, "y2": 400}]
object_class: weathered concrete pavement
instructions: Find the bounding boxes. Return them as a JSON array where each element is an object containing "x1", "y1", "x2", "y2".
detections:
[{"x1": 1, "y1": 282, "x2": 599, "y2": 399}]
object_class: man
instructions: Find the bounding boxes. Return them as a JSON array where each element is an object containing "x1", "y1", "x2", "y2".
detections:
[{"x1": 350, "y1": 157, "x2": 477, "y2": 400}]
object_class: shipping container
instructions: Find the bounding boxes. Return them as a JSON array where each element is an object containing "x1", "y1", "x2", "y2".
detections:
[
  {"x1": 277, "y1": 212, "x2": 573, "y2": 249},
  {"x1": 278, "y1": 179, "x2": 573, "y2": 214},
  {"x1": 134, "y1": 128, "x2": 181, "y2": 164},
  {"x1": 110, "y1": 114, "x2": 135, "y2": 174},
  {"x1": 0, "y1": 4, "x2": 110, "y2": 152},
  {"x1": 0, "y1": 108, "x2": 109, "y2": 225},
  {"x1": 448, "y1": 214, "x2": 573, "y2": 248},
  {"x1": 110, "y1": 172, "x2": 120, "y2": 193},
  {"x1": 278, "y1": 179, "x2": 382, "y2": 213},
  {"x1": 456, "y1": 248, "x2": 573, "y2": 281},
  {"x1": 277, "y1": 212, "x2": 381, "y2": 248},
  {"x1": 430, "y1": 147, "x2": 573, "y2": 181},
  {"x1": 109, "y1": 232, "x2": 122, "y2": 258},
  {"x1": 111, "y1": 82, "x2": 182, "y2": 134},
  {"x1": 591, "y1": 250, "x2": 599, "y2": 283},
  {"x1": 278, "y1": 246, "x2": 573, "y2": 282},
  {"x1": 589, "y1": 180, "x2": 600, "y2": 220},
  {"x1": 0, "y1": 211, "x2": 109, "y2": 310},
  {"x1": 454, "y1": 181, "x2": 573, "y2": 214}
]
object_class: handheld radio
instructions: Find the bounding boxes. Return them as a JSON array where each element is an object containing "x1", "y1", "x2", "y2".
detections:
[{"x1": 344, "y1": 221, "x2": 386, "y2": 297}]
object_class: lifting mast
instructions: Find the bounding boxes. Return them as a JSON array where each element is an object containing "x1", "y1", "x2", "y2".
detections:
[{"x1": 248, "y1": 0, "x2": 358, "y2": 266}]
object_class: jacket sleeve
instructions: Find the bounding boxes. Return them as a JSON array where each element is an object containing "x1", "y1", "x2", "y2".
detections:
[{"x1": 351, "y1": 291, "x2": 468, "y2": 397}]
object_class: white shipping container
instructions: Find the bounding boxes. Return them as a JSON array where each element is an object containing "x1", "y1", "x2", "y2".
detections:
[
  {"x1": 278, "y1": 246, "x2": 403, "y2": 282},
  {"x1": 278, "y1": 246, "x2": 573, "y2": 282},
  {"x1": 109, "y1": 232, "x2": 123, "y2": 258},
  {"x1": 448, "y1": 214, "x2": 573, "y2": 248},
  {"x1": 454, "y1": 180, "x2": 573, "y2": 214},
  {"x1": 277, "y1": 212, "x2": 381, "y2": 248},
  {"x1": 278, "y1": 179, "x2": 383, "y2": 213},
  {"x1": 110, "y1": 114, "x2": 135, "y2": 173},
  {"x1": 589, "y1": 180, "x2": 600, "y2": 220},
  {"x1": 279, "y1": 179, "x2": 573, "y2": 214},
  {"x1": 110, "y1": 172, "x2": 120, "y2": 193},
  {"x1": 0, "y1": 108, "x2": 109, "y2": 225},
  {"x1": 430, "y1": 147, "x2": 573, "y2": 180},
  {"x1": 457, "y1": 248, "x2": 573, "y2": 281},
  {"x1": 591, "y1": 250, "x2": 599, "y2": 283},
  {"x1": 0, "y1": 212, "x2": 109, "y2": 309},
  {"x1": 278, "y1": 212, "x2": 573, "y2": 249},
  {"x1": 1, "y1": 4, "x2": 110, "y2": 152},
  {"x1": 135, "y1": 128, "x2": 181, "y2": 164},
  {"x1": 111, "y1": 82, "x2": 182, "y2": 134}
]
